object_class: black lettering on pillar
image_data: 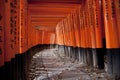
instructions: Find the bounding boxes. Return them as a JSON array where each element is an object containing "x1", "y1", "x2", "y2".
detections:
[
  {"x1": 95, "y1": 3, "x2": 99, "y2": 27},
  {"x1": 0, "y1": 26, "x2": 2, "y2": 31},
  {"x1": 0, "y1": 14, "x2": 2, "y2": 21},
  {"x1": 10, "y1": 2, "x2": 14, "y2": 8},
  {"x1": 90, "y1": 1, "x2": 93, "y2": 26},
  {"x1": 111, "y1": 1, "x2": 115, "y2": 18},
  {"x1": 10, "y1": 44, "x2": 14, "y2": 50},
  {"x1": 0, "y1": 15, "x2": 2, "y2": 42},
  {"x1": 0, "y1": 36, "x2": 2, "y2": 42},
  {"x1": 14, "y1": 0, "x2": 17, "y2": 5},
  {"x1": 0, "y1": 48, "x2": 2, "y2": 55},
  {"x1": 0, "y1": 15, "x2": 2, "y2": 43},
  {"x1": 105, "y1": 0, "x2": 109, "y2": 20},
  {"x1": 14, "y1": 0, "x2": 18, "y2": 45},
  {"x1": 5, "y1": 0, "x2": 8, "y2": 3},
  {"x1": 10, "y1": 1, "x2": 14, "y2": 50},
  {"x1": 10, "y1": 0, "x2": 18, "y2": 48},
  {"x1": 0, "y1": 6, "x2": 3, "y2": 55}
]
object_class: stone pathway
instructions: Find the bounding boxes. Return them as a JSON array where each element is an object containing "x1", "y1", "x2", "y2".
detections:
[{"x1": 28, "y1": 49, "x2": 109, "y2": 80}]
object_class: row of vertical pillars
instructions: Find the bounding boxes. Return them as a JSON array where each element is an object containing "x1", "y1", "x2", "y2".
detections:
[
  {"x1": 0, "y1": 54, "x2": 26, "y2": 80},
  {"x1": 0, "y1": 44, "x2": 119, "y2": 79},
  {"x1": 0, "y1": 45, "x2": 55, "y2": 80},
  {"x1": 106, "y1": 49, "x2": 120, "y2": 79},
  {"x1": 58, "y1": 44, "x2": 120, "y2": 79},
  {"x1": 58, "y1": 45, "x2": 105, "y2": 69}
]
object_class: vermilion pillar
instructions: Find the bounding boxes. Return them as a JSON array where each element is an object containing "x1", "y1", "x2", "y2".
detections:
[{"x1": 0, "y1": 0, "x2": 5, "y2": 67}]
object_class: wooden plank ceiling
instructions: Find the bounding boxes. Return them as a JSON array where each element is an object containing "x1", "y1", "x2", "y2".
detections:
[{"x1": 28, "y1": 0, "x2": 81, "y2": 32}]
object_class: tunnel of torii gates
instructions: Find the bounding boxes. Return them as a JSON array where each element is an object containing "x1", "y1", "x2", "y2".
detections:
[{"x1": 0, "y1": 0, "x2": 120, "y2": 80}]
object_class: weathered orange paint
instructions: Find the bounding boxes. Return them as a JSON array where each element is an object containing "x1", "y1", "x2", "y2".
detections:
[
  {"x1": 19, "y1": 0, "x2": 28, "y2": 53},
  {"x1": 36, "y1": 30, "x2": 43, "y2": 44},
  {"x1": 114, "y1": 0, "x2": 120, "y2": 47},
  {"x1": 84, "y1": 9, "x2": 89, "y2": 48},
  {"x1": 60, "y1": 21, "x2": 66, "y2": 45},
  {"x1": 27, "y1": 9, "x2": 33, "y2": 49},
  {"x1": 80, "y1": 17, "x2": 84, "y2": 48},
  {"x1": 4, "y1": 0, "x2": 12, "y2": 62},
  {"x1": 76, "y1": 9, "x2": 81, "y2": 47},
  {"x1": 81, "y1": 11, "x2": 86, "y2": 48},
  {"x1": 66, "y1": 16, "x2": 71, "y2": 46},
  {"x1": 10, "y1": 0, "x2": 16, "y2": 58},
  {"x1": 70, "y1": 14, "x2": 76, "y2": 47},
  {"x1": 15, "y1": 0, "x2": 20, "y2": 55},
  {"x1": 102, "y1": 0, "x2": 119, "y2": 48},
  {"x1": 79, "y1": 13, "x2": 82, "y2": 48},
  {"x1": 72, "y1": 11, "x2": 80, "y2": 47},
  {"x1": 79, "y1": 12, "x2": 82, "y2": 47},
  {"x1": 0, "y1": 0, "x2": 5, "y2": 66},
  {"x1": 60, "y1": 26, "x2": 64, "y2": 45},
  {"x1": 89, "y1": 0, "x2": 96, "y2": 49},
  {"x1": 94, "y1": 0, "x2": 103, "y2": 48},
  {"x1": 85, "y1": 1, "x2": 92, "y2": 48},
  {"x1": 62, "y1": 19, "x2": 67, "y2": 46}
]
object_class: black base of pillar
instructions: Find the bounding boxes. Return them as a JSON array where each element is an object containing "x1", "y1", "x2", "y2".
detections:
[
  {"x1": 77, "y1": 48, "x2": 81, "y2": 62},
  {"x1": 106, "y1": 49, "x2": 120, "y2": 79},
  {"x1": 0, "y1": 66, "x2": 4, "y2": 80},
  {"x1": 64, "y1": 46, "x2": 69, "y2": 57},
  {"x1": 4, "y1": 61, "x2": 11, "y2": 80},
  {"x1": 86, "y1": 48, "x2": 93, "y2": 67},
  {"x1": 11, "y1": 58, "x2": 16, "y2": 80},
  {"x1": 96, "y1": 48, "x2": 105, "y2": 69},
  {"x1": 75, "y1": 47, "x2": 79, "y2": 61}
]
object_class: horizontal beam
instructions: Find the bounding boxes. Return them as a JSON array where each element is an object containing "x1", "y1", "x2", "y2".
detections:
[
  {"x1": 29, "y1": 7, "x2": 74, "y2": 15},
  {"x1": 31, "y1": 20, "x2": 61, "y2": 22},
  {"x1": 29, "y1": 11, "x2": 70, "y2": 15},
  {"x1": 31, "y1": 22, "x2": 58, "y2": 24},
  {"x1": 28, "y1": 3, "x2": 81, "y2": 8},
  {"x1": 31, "y1": 22, "x2": 57, "y2": 27},
  {"x1": 29, "y1": 6, "x2": 75, "y2": 10},
  {"x1": 31, "y1": 17, "x2": 63, "y2": 21},
  {"x1": 30, "y1": 15, "x2": 67, "y2": 18},
  {"x1": 28, "y1": 0, "x2": 82, "y2": 4}
]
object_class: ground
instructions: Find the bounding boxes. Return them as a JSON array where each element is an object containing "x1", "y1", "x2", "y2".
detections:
[{"x1": 28, "y1": 49, "x2": 110, "y2": 80}]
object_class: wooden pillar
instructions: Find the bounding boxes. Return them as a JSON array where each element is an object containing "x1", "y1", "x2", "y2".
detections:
[
  {"x1": 0, "y1": 0, "x2": 5, "y2": 79},
  {"x1": 102, "y1": 0, "x2": 120, "y2": 78}
]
